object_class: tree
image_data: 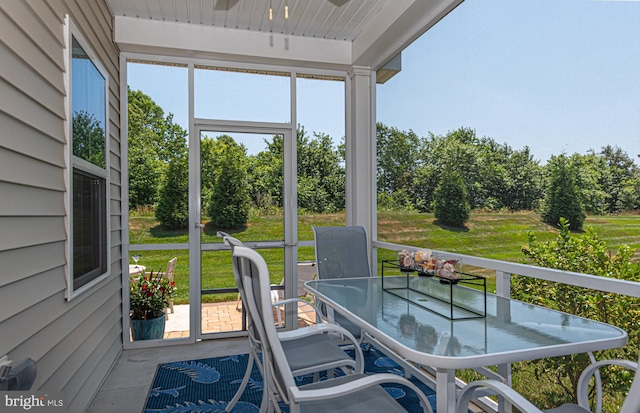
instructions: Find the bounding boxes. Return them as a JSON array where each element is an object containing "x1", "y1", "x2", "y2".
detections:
[
  {"x1": 72, "y1": 110, "x2": 105, "y2": 168},
  {"x1": 246, "y1": 151, "x2": 281, "y2": 213},
  {"x1": 413, "y1": 128, "x2": 487, "y2": 212},
  {"x1": 540, "y1": 154, "x2": 586, "y2": 230},
  {"x1": 433, "y1": 168, "x2": 470, "y2": 227},
  {"x1": 245, "y1": 126, "x2": 345, "y2": 214},
  {"x1": 128, "y1": 88, "x2": 187, "y2": 209},
  {"x1": 502, "y1": 147, "x2": 543, "y2": 211},
  {"x1": 207, "y1": 136, "x2": 250, "y2": 229},
  {"x1": 297, "y1": 127, "x2": 345, "y2": 213},
  {"x1": 568, "y1": 152, "x2": 608, "y2": 215},
  {"x1": 200, "y1": 136, "x2": 222, "y2": 215},
  {"x1": 155, "y1": 144, "x2": 188, "y2": 229},
  {"x1": 598, "y1": 145, "x2": 640, "y2": 213},
  {"x1": 129, "y1": 139, "x2": 163, "y2": 209},
  {"x1": 376, "y1": 123, "x2": 423, "y2": 210}
]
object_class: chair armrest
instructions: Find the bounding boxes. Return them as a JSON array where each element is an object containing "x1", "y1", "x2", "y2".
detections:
[
  {"x1": 289, "y1": 373, "x2": 434, "y2": 413},
  {"x1": 278, "y1": 323, "x2": 357, "y2": 344},
  {"x1": 456, "y1": 380, "x2": 544, "y2": 413},
  {"x1": 272, "y1": 298, "x2": 322, "y2": 320},
  {"x1": 577, "y1": 359, "x2": 637, "y2": 410}
]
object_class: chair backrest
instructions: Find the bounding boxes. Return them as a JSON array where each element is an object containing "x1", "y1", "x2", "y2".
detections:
[
  {"x1": 313, "y1": 226, "x2": 372, "y2": 279},
  {"x1": 221, "y1": 234, "x2": 244, "y2": 250},
  {"x1": 165, "y1": 257, "x2": 177, "y2": 281},
  {"x1": 620, "y1": 353, "x2": 640, "y2": 413},
  {"x1": 223, "y1": 235, "x2": 247, "y2": 299},
  {"x1": 296, "y1": 261, "x2": 316, "y2": 297},
  {"x1": 232, "y1": 246, "x2": 296, "y2": 403}
]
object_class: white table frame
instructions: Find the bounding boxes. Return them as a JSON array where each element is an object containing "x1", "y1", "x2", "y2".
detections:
[
  {"x1": 305, "y1": 277, "x2": 628, "y2": 413},
  {"x1": 129, "y1": 264, "x2": 146, "y2": 276}
]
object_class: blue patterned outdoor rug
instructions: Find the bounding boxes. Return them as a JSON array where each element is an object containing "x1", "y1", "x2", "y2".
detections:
[{"x1": 144, "y1": 344, "x2": 438, "y2": 413}]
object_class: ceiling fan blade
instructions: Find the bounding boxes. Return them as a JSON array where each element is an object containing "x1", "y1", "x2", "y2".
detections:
[{"x1": 214, "y1": 0, "x2": 240, "y2": 11}]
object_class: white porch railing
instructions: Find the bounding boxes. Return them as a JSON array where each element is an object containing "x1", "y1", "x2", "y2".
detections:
[{"x1": 373, "y1": 241, "x2": 640, "y2": 300}]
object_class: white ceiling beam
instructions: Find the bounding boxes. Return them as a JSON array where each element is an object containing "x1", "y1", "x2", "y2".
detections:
[
  {"x1": 113, "y1": 15, "x2": 352, "y2": 68},
  {"x1": 352, "y1": 0, "x2": 464, "y2": 70},
  {"x1": 351, "y1": 0, "x2": 414, "y2": 67}
]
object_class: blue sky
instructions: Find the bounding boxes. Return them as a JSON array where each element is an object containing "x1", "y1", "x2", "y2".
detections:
[{"x1": 128, "y1": 0, "x2": 639, "y2": 164}]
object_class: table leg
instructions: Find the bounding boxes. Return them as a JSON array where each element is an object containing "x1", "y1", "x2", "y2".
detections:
[
  {"x1": 436, "y1": 368, "x2": 456, "y2": 413},
  {"x1": 497, "y1": 363, "x2": 512, "y2": 413}
]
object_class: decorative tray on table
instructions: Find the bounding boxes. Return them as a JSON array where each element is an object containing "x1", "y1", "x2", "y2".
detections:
[{"x1": 382, "y1": 250, "x2": 486, "y2": 320}]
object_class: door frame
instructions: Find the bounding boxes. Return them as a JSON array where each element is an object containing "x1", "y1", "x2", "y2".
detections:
[{"x1": 190, "y1": 119, "x2": 298, "y2": 340}]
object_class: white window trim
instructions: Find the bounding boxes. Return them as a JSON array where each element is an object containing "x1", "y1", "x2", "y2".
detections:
[{"x1": 64, "y1": 16, "x2": 111, "y2": 300}]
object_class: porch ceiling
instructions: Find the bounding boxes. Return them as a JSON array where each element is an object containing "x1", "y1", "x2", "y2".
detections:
[{"x1": 106, "y1": 0, "x2": 463, "y2": 72}]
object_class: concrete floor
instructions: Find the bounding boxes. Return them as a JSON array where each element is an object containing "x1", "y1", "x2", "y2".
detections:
[{"x1": 87, "y1": 338, "x2": 248, "y2": 413}]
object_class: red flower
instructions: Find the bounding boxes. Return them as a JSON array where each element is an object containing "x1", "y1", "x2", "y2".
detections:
[{"x1": 130, "y1": 269, "x2": 176, "y2": 320}]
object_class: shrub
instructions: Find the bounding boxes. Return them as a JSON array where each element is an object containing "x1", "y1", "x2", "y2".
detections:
[
  {"x1": 512, "y1": 218, "x2": 640, "y2": 410},
  {"x1": 433, "y1": 168, "x2": 470, "y2": 227},
  {"x1": 207, "y1": 139, "x2": 250, "y2": 229},
  {"x1": 540, "y1": 154, "x2": 586, "y2": 230},
  {"x1": 155, "y1": 155, "x2": 189, "y2": 229}
]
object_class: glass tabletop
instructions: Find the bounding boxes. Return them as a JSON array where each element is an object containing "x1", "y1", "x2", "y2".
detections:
[{"x1": 305, "y1": 276, "x2": 628, "y2": 369}]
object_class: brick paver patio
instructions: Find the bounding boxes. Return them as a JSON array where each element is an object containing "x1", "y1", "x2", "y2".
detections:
[{"x1": 163, "y1": 301, "x2": 317, "y2": 339}]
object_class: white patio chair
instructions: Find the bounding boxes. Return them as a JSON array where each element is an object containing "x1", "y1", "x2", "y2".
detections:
[
  {"x1": 456, "y1": 354, "x2": 638, "y2": 413},
  {"x1": 219, "y1": 233, "x2": 364, "y2": 413},
  {"x1": 233, "y1": 245, "x2": 434, "y2": 413},
  {"x1": 312, "y1": 226, "x2": 373, "y2": 340}
]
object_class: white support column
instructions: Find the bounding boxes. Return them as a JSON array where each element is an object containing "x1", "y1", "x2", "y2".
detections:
[{"x1": 346, "y1": 66, "x2": 376, "y2": 241}]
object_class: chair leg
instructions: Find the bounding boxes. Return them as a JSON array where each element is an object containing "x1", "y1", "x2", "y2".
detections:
[
  {"x1": 259, "y1": 360, "x2": 272, "y2": 413},
  {"x1": 252, "y1": 349, "x2": 283, "y2": 413},
  {"x1": 236, "y1": 293, "x2": 242, "y2": 311},
  {"x1": 225, "y1": 351, "x2": 256, "y2": 413},
  {"x1": 273, "y1": 306, "x2": 283, "y2": 327},
  {"x1": 263, "y1": 374, "x2": 283, "y2": 413}
]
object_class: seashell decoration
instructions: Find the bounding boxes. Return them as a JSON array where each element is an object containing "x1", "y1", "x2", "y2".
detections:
[
  {"x1": 397, "y1": 249, "x2": 414, "y2": 270},
  {"x1": 397, "y1": 249, "x2": 460, "y2": 279}
]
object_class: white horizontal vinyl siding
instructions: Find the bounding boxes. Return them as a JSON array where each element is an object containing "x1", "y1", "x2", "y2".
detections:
[{"x1": 0, "y1": 1, "x2": 123, "y2": 412}]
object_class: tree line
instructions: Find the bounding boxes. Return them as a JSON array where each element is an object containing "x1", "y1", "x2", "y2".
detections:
[
  {"x1": 377, "y1": 124, "x2": 640, "y2": 229},
  {"x1": 128, "y1": 88, "x2": 640, "y2": 230}
]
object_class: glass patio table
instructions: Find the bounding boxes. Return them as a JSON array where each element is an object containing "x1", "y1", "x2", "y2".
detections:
[{"x1": 305, "y1": 276, "x2": 628, "y2": 413}]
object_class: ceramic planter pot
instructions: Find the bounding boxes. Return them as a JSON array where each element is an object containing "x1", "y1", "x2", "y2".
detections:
[{"x1": 131, "y1": 314, "x2": 165, "y2": 340}]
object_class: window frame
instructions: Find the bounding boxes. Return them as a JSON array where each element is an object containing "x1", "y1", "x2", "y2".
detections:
[{"x1": 65, "y1": 18, "x2": 111, "y2": 300}]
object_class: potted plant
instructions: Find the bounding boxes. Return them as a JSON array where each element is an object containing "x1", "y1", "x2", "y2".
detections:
[{"x1": 130, "y1": 272, "x2": 176, "y2": 340}]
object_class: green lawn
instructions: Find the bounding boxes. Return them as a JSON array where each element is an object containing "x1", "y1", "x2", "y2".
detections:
[
  {"x1": 377, "y1": 210, "x2": 640, "y2": 261},
  {"x1": 128, "y1": 210, "x2": 640, "y2": 304}
]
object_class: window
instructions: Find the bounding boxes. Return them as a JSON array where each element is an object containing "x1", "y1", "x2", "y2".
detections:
[
  {"x1": 67, "y1": 23, "x2": 110, "y2": 298},
  {"x1": 72, "y1": 169, "x2": 107, "y2": 288}
]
